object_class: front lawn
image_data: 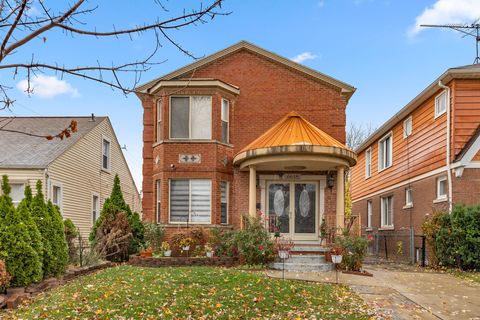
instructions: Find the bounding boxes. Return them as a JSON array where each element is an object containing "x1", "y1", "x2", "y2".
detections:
[
  {"x1": 451, "y1": 270, "x2": 480, "y2": 284},
  {"x1": 5, "y1": 265, "x2": 370, "y2": 319}
]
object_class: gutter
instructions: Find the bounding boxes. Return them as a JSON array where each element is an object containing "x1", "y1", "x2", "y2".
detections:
[{"x1": 438, "y1": 81, "x2": 453, "y2": 213}]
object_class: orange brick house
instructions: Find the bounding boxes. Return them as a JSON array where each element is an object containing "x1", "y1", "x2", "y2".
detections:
[
  {"x1": 136, "y1": 41, "x2": 357, "y2": 243},
  {"x1": 351, "y1": 65, "x2": 480, "y2": 259}
]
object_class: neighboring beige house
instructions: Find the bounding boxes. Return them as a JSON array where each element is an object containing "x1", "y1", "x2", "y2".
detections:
[{"x1": 0, "y1": 116, "x2": 141, "y2": 236}]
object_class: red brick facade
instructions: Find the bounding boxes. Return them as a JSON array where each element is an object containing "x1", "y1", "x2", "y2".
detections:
[{"x1": 138, "y1": 45, "x2": 351, "y2": 236}]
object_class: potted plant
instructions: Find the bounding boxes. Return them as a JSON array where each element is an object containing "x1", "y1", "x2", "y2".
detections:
[
  {"x1": 330, "y1": 245, "x2": 343, "y2": 264},
  {"x1": 161, "y1": 241, "x2": 171, "y2": 257},
  {"x1": 139, "y1": 242, "x2": 153, "y2": 257},
  {"x1": 275, "y1": 237, "x2": 294, "y2": 259},
  {"x1": 205, "y1": 243, "x2": 214, "y2": 258},
  {"x1": 179, "y1": 237, "x2": 194, "y2": 252}
]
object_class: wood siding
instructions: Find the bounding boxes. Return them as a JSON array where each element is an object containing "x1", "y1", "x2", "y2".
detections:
[
  {"x1": 351, "y1": 86, "x2": 449, "y2": 201},
  {"x1": 47, "y1": 118, "x2": 141, "y2": 236}
]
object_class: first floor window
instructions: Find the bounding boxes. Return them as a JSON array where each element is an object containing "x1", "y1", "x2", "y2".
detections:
[
  {"x1": 367, "y1": 200, "x2": 372, "y2": 229},
  {"x1": 436, "y1": 176, "x2": 447, "y2": 200},
  {"x1": 10, "y1": 183, "x2": 25, "y2": 207},
  {"x1": 220, "y1": 181, "x2": 228, "y2": 224},
  {"x1": 156, "y1": 179, "x2": 161, "y2": 223},
  {"x1": 405, "y1": 188, "x2": 413, "y2": 207},
  {"x1": 92, "y1": 194, "x2": 99, "y2": 223},
  {"x1": 51, "y1": 184, "x2": 62, "y2": 213},
  {"x1": 170, "y1": 179, "x2": 211, "y2": 223},
  {"x1": 381, "y1": 195, "x2": 393, "y2": 228}
]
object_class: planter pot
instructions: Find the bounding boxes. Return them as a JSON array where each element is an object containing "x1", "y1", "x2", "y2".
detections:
[
  {"x1": 164, "y1": 250, "x2": 172, "y2": 257},
  {"x1": 331, "y1": 254, "x2": 343, "y2": 264},
  {"x1": 206, "y1": 251, "x2": 214, "y2": 258},
  {"x1": 140, "y1": 251, "x2": 153, "y2": 257},
  {"x1": 182, "y1": 246, "x2": 190, "y2": 251},
  {"x1": 278, "y1": 251, "x2": 289, "y2": 259}
]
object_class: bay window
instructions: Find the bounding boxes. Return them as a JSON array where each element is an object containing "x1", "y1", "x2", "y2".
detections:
[
  {"x1": 169, "y1": 179, "x2": 211, "y2": 223},
  {"x1": 170, "y1": 96, "x2": 212, "y2": 139},
  {"x1": 221, "y1": 99, "x2": 229, "y2": 143}
]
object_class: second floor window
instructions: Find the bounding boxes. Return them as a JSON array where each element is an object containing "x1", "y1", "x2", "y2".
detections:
[
  {"x1": 365, "y1": 147, "x2": 372, "y2": 178},
  {"x1": 221, "y1": 99, "x2": 229, "y2": 143},
  {"x1": 156, "y1": 100, "x2": 162, "y2": 142},
  {"x1": 378, "y1": 132, "x2": 392, "y2": 171},
  {"x1": 435, "y1": 91, "x2": 447, "y2": 118},
  {"x1": 102, "y1": 138, "x2": 111, "y2": 170},
  {"x1": 403, "y1": 116, "x2": 412, "y2": 138},
  {"x1": 170, "y1": 96, "x2": 212, "y2": 139}
]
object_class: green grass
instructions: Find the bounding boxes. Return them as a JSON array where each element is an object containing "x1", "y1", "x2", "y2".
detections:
[
  {"x1": 5, "y1": 265, "x2": 370, "y2": 319},
  {"x1": 451, "y1": 270, "x2": 480, "y2": 284}
]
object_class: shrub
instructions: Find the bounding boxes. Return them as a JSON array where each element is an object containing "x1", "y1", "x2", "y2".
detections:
[
  {"x1": 90, "y1": 175, "x2": 144, "y2": 254},
  {"x1": 64, "y1": 219, "x2": 79, "y2": 264},
  {"x1": 46, "y1": 201, "x2": 69, "y2": 276},
  {"x1": 0, "y1": 260, "x2": 11, "y2": 292},
  {"x1": 208, "y1": 228, "x2": 238, "y2": 257},
  {"x1": 93, "y1": 203, "x2": 132, "y2": 262},
  {"x1": 335, "y1": 235, "x2": 369, "y2": 271},
  {"x1": 423, "y1": 205, "x2": 480, "y2": 270},
  {"x1": 143, "y1": 222, "x2": 165, "y2": 254},
  {"x1": 0, "y1": 176, "x2": 43, "y2": 287},
  {"x1": 235, "y1": 216, "x2": 275, "y2": 266}
]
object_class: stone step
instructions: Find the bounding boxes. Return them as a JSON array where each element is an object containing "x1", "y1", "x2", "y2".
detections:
[
  {"x1": 278, "y1": 254, "x2": 326, "y2": 264},
  {"x1": 270, "y1": 261, "x2": 334, "y2": 272},
  {"x1": 291, "y1": 246, "x2": 329, "y2": 253}
]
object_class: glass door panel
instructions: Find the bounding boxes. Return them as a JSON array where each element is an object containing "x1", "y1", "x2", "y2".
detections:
[
  {"x1": 267, "y1": 183, "x2": 290, "y2": 234},
  {"x1": 294, "y1": 183, "x2": 316, "y2": 234}
]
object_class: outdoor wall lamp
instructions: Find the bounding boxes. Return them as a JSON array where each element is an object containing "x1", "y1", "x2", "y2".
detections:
[{"x1": 327, "y1": 172, "x2": 335, "y2": 188}]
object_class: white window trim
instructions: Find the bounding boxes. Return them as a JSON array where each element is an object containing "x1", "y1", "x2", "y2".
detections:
[
  {"x1": 378, "y1": 131, "x2": 393, "y2": 172},
  {"x1": 403, "y1": 116, "x2": 412, "y2": 139},
  {"x1": 9, "y1": 180, "x2": 26, "y2": 206},
  {"x1": 380, "y1": 195, "x2": 394, "y2": 229},
  {"x1": 365, "y1": 147, "x2": 372, "y2": 179},
  {"x1": 169, "y1": 95, "x2": 212, "y2": 140},
  {"x1": 168, "y1": 179, "x2": 212, "y2": 224},
  {"x1": 366, "y1": 200, "x2": 372, "y2": 230},
  {"x1": 435, "y1": 176, "x2": 448, "y2": 201},
  {"x1": 403, "y1": 187, "x2": 413, "y2": 209},
  {"x1": 220, "y1": 181, "x2": 229, "y2": 224},
  {"x1": 91, "y1": 192, "x2": 100, "y2": 224},
  {"x1": 49, "y1": 180, "x2": 63, "y2": 214},
  {"x1": 155, "y1": 179, "x2": 161, "y2": 224},
  {"x1": 221, "y1": 98, "x2": 230, "y2": 144},
  {"x1": 101, "y1": 135, "x2": 112, "y2": 172},
  {"x1": 156, "y1": 99, "x2": 162, "y2": 143},
  {"x1": 434, "y1": 91, "x2": 447, "y2": 119}
]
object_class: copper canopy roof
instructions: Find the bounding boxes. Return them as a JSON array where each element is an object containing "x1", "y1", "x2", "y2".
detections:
[{"x1": 233, "y1": 111, "x2": 357, "y2": 168}]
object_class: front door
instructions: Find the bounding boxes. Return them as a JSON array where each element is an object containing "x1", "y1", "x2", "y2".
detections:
[{"x1": 267, "y1": 181, "x2": 318, "y2": 241}]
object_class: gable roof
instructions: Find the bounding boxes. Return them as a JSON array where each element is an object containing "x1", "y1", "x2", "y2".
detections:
[
  {"x1": 355, "y1": 64, "x2": 480, "y2": 154},
  {"x1": 0, "y1": 116, "x2": 106, "y2": 169},
  {"x1": 137, "y1": 40, "x2": 356, "y2": 100}
]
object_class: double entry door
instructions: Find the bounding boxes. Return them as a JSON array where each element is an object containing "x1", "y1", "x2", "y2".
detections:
[{"x1": 267, "y1": 181, "x2": 318, "y2": 241}]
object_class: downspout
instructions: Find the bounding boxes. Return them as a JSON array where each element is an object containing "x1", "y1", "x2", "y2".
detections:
[{"x1": 438, "y1": 81, "x2": 453, "y2": 213}]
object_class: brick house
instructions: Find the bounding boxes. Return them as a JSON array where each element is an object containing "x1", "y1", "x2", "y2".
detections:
[
  {"x1": 351, "y1": 65, "x2": 480, "y2": 259},
  {"x1": 136, "y1": 41, "x2": 356, "y2": 244}
]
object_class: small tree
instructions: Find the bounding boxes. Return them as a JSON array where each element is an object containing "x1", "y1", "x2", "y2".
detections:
[
  {"x1": 46, "y1": 201, "x2": 68, "y2": 275},
  {"x1": 0, "y1": 176, "x2": 42, "y2": 287},
  {"x1": 64, "y1": 219, "x2": 79, "y2": 265},
  {"x1": 90, "y1": 175, "x2": 144, "y2": 254}
]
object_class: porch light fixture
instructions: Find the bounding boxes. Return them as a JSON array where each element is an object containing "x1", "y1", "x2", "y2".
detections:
[{"x1": 327, "y1": 172, "x2": 335, "y2": 189}]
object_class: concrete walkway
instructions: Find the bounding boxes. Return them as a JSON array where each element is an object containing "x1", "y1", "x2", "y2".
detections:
[{"x1": 266, "y1": 264, "x2": 480, "y2": 320}]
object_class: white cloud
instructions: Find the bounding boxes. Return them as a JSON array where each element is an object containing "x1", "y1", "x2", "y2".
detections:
[
  {"x1": 17, "y1": 75, "x2": 79, "y2": 98},
  {"x1": 409, "y1": 0, "x2": 480, "y2": 37},
  {"x1": 291, "y1": 52, "x2": 319, "y2": 64}
]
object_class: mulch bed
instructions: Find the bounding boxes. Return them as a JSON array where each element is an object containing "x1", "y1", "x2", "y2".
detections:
[{"x1": 129, "y1": 256, "x2": 239, "y2": 268}]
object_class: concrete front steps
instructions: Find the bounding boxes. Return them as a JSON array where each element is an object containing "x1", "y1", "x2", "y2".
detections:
[{"x1": 270, "y1": 246, "x2": 334, "y2": 272}]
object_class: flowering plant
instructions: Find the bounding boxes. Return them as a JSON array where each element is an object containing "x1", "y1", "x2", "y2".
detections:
[
  {"x1": 204, "y1": 243, "x2": 213, "y2": 252},
  {"x1": 160, "y1": 241, "x2": 170, "y2": 252},
  {"x1": 179, "y1": 237, "x2": 194, "y2": 249},
  {"x1": 275, "y1": 237, "x2": 294, "y2": 253}
]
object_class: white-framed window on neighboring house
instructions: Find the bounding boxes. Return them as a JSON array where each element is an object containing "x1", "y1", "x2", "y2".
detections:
[
  {"x1": 102, "y1": 137, "x2": 111, "y2": 171},
  {"x1": 170, "y1": 96, "x2": 212, "y2": 139},
  {"x1": 405, "y1": 188, "x2": 413, "y2": 208},
  {"x1": 221, "y1": 99, "x2": 229, "y2": 144},
  {"x1": 403, "y1": 116, "x2": 412, "y2": 138},
  {"x1": 156, "y1": 100, "x2": 162, "y2": 142},
  {"x1": 435, "y1": 91, "x2": 447, "y2": 118},
  {"x1": 436, "y1": 176, "x2": 448, "y2": 200},
  {"x1": 169, "y1": 179, "x2": 211, "y2": 223},
  {"x1": 380, "y1": 195, "x2": 393, "y2": 228},
  {"x1": 155, "y1": 179, "x2": 161, "y2": 224},
  {"x1": 10, "y1": 182, "x2": 25, "y2": 207},
  {"x1": 365, "y1": 147, "x2": 372, "y2": 178},
  {"x1": 367, "y1": 200, "x2": 372, "y2": 229},
  {"x1": 378, "y1": 132, "x2": 393, "y2": 171},
  {"x1": 92, "y1": 193, "x2": 100, "y2": 224},
  {"x1": 51, "y1": 182, "x2": 63, "y2": 213},
  {"x1": 220, "y1": 181, "x2": 228, "y2": 224}
]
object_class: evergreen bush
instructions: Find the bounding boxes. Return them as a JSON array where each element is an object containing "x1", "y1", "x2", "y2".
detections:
[
  {"x1": 0, "y1": 176, "x2": 42, "y2": 287},
  {"x1": 46, "y1": 201, "x2": 68, "y2": 275},
  {"x1": 64, "y1": 219, "x2": 79, "y2": 264}
]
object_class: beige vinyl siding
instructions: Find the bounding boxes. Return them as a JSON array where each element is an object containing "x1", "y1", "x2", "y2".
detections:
[
  {"x1": 47, "y1": 118, "x2": 141, "y2": 237},
  {"x1": 0, "y1": 168, "x2": 46, "y2": 194}
]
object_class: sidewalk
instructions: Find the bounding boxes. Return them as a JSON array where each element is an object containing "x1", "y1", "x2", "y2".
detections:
[{"x1": 266, "y1": 264, "x2": 480, "y2": 320}]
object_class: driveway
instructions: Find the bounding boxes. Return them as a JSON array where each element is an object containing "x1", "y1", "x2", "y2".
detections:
[{"x1": 267, "y1": 263, "x2": 480, "y2": 320}]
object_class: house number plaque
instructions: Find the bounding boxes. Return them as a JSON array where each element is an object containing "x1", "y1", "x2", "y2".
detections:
[{"x1": 178, "y1": 154, "x2": 201, "y2": 164}]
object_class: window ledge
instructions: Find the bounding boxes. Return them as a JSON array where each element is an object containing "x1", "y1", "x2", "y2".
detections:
[
  {"x1": 403, "y1": 204, "x2": 413, "y2": 209},
  {"x1": 365, "y1": 228, "x2": 373, "y2": 232},
  {"x1": 101, "y1": 168, "x2": 111, "y2": 174},
  {"x1": 379, "y1": 226, "x2": 394, "y2": 231},
  {"x1": 160, "y1": 223, "x2": 233, "y2": 229},
  {"x1": 378, "y1": 165, "x2": 392, "y2": 173},
  {"x1": 433, "y1": 197, "x2": 448, "y2": 204},
  {"x1": 153, "y1": 140, "x2": 234, "y2": 148}
]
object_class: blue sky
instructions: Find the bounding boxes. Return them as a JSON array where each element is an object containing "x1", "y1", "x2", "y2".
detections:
[{"x1": 2, "y1": 0, "x2": 480, "y2": 190}]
